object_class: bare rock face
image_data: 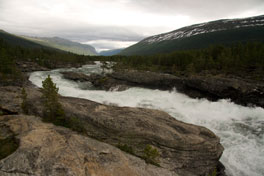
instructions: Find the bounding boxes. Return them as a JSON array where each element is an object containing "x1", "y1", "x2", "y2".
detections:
[
  {"x1": 16, "y1": 61, "x2": 49, "y2": 72},
  {"x1": 0, "y1": 115, "x2": 175, "y2": 176},
  {"x1": 93, "y1": 70, "x2": 264, "y2": 108},
  {"x1": 0, "y1": 86, "x2": 23, "y2": 114},
  {"x1": 61, "y1": 72, "x2": 91, "y2": 82},
  {"x1": 184, "y1": 75, "x2": 264, "y2": 107},
  {"x1": 0, "y1": 86, "x2": 225, "y2": 175},
  {"x1": 60, "y1": 98, "x2": 224, "y2": 176}
]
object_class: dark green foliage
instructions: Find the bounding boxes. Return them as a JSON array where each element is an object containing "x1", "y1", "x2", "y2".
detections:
[
  {"x1": 41, "y1": 75, "x2": 64, "y2": 121},
  {"x1": 114, "y1": 42, "x2": 264, "y2": 80},
  {"x1": 186, "y1": 63, "x2": 196, "y2": 75},
  {"x1": 143, "y1": 144, "x2": 160, "y2": 165},
  {"x1": 116, "y1": 143, "x2": 160, "y2": 166},
  {"x1": 0, "y1": 48, "x2": 14, "y2": 75},
  {"x1": 50, "y1": 116, "x2": 86, "y2": 134},
  {"x1": 62, "y1": 117, "x2": 86, "y2": 133},
  {"x1": 1, "y1": 28, "x2": 264, "y2": 83},
  {"x1": 120, "y1": 26, "x2": 264, "y2": 55},
  {"x1": 0, "y1": 37, "x2": 92, "y2": 70},
  {"x1": 208, "y1": 169, "x2": 217, "y2": 176},
  {"x1": 0, "y1": 43, "x2": 22, "y2": 82},
  {"x1": 117, "y1": 143, "x2": 135, "y2": 155},
  {"x1": 21, "y1": 88, "x2": 29, "y2": 114},
  {"x1": 1, "y1": 29, "x2": 263, "y2": 81},
  {"x1": 40, "y1": 76, "x2": 86, "y2": 133}
]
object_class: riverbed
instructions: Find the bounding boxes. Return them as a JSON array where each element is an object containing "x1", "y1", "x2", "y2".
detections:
[{"x1": 29, "y1": 63, "x2": 264, "y2": 176}]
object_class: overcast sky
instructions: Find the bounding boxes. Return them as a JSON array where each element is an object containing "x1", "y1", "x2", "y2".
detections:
[{"x1": 1, "y1": 0, "x2": 264, "y2": 51}]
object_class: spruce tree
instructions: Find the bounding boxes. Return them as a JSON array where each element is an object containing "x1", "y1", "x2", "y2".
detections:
[{"x1": 41, "y1": 75, "x2": 64, "y2": 122}]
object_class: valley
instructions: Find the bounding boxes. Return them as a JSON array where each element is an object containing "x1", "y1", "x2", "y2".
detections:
[{"x1": 0, "y1": 13, "x2": 264, "y2": 176}]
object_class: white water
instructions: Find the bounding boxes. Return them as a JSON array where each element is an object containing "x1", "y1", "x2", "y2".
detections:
[{"x1": 29, "y1": 63, "x2": 264, "y2": 176}]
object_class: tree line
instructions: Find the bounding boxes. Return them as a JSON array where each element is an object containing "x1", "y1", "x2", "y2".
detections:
[
  {"x1": 1, "y1": 38, "x2": 264, "y2": 81},
  {"x1": 113, "y1": 42, "x2": 264, "y2": 79}
]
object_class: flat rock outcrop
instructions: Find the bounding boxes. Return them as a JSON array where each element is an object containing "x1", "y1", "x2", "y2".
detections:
[
  {"x1": 0, "y1": 86, "x2": 225, "y2": 176},
  {"x1": 15, "y1": 61, "x2": 96, "y2": 73},
  {"x1": 16, "y1": 61, "x2": 49, "y2": 72},
  {"x1": 0, "y1": 115, "x2": 175, "y2": 176},
  {"x1": 88, "y1": 70, "x2": 264, "y2": 107},
  {"x1": 61, "y1": 71, "x2": 91, "y2": 82}
]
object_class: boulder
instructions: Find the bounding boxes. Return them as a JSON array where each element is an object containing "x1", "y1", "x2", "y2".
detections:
[
  {"x1": 0, "y1": 86, "x2": 225, "y2": 176},
  {"x1": 61, "y1": 72, "x2": 91, "y2": 82},
  {"x1": 92, "y1": 70, "x2": 264, "y2": 107},
  {"x1": 16, "y1": 61, "x2": 49, "y2": 72},
  {"x1": 89, "y1": 74, "x2": 131, "y2": 91},
  {"x1": 0, "y1": 115, "x2": 175, "y2": 176}
]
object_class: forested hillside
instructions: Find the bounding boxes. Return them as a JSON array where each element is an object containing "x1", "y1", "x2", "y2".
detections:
[{"x1": 121, "y1": 15, "x2": 264, "y2": 55}]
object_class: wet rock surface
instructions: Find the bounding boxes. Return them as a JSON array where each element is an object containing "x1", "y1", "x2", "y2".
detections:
[
  {"x1": 61, "y1": 71, "x2": 91, "y2": 82},
  {"x1": 88, "y1": 70, "x2": 264, "y2": 108},
  {"x1": 0, "y1": 85, "x2": 225, "y2": 176},
  {"x1": 16, "y1": 61, "x2": 96, "y2": 73},
  {"x1": 16, "y1": 61, "x2": 50, "y2": 72}
]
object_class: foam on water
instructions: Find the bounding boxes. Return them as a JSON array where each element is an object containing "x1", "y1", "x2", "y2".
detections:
[{"x1": 29, "y1": 65, "x2": 264, "y2": 176}]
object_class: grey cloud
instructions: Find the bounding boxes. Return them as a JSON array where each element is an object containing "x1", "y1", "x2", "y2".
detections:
[
  {"x1": 0, "y1": 0, "x2": 264, "y2": 51},
  {"x1": 83, "y1": 40, "x2": 137, "y2": 52},
  {"x1": 0, "y1": 17, "x2": 144, "y2": 42},
  {"x1": 58, "y1": 26, "x2": 144, "y2": 42},
  {"x1": 129, "y1": 0, "x2": 264, "y2": 20}
]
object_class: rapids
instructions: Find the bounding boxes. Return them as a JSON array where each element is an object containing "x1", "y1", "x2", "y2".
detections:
[{"x1": 29, "y1": 63, "x2": 264, "y2": 176}]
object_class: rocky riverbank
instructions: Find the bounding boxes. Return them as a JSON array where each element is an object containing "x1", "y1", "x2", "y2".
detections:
[
  {"x1": 0, "y1": 84, "x2": 225, "y2": 176},
  {"x1": 16, "y1": 60, "x2": 96, "y2": 73},
  {"x1": 0, "y1": 115, "x2": 176, "y2": 176},
  {"x1": 64, "y1": 69, "x2": 264, "y2": 108}
]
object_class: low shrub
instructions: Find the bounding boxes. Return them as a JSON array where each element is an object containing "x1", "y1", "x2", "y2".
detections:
[
  {"x1": 117, "y1": 143, "x2": 135, "y2": 155},
  {"x1": 143, "y1": 144, "x2": 160, "y2": 166}
]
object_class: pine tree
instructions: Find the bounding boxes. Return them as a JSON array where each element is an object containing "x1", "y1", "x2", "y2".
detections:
[
  {"x1": 143, "y1": 145, "x2": 160, "y2": 165},
  {"x1": 41, "y1": 75, "x2": 64, "y2": 121}
]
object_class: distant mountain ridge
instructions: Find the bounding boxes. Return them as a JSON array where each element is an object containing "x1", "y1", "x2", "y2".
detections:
[
  {"x1": 99, "y1": 48, "x2": 123, "y2": 56},
  {"x1": 0, "y1": 30, "x2": 97, "y2": 55},
  {"x1": 0, "y1": 30, "x2": 55, "y2": 49},
  {"x1": 23, "y1": 36, "x2": 98, "y2": 56},
  {"x1": 120, "y1": 15, "x2": 264, "y2": 55}
]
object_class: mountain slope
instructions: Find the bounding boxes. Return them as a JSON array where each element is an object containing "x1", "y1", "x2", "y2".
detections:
[
  {"x1": 99, "y1": 48, "x2": 123, "y2": 56},
  {"x1": 23, "y1": 36, "x2": 98, "y2": 56},
  {"x1": 0, "y1": 30, "x2": 54, "y2": 49},
  {"x1": 120, "y1": 15, "x2": 264, "y2": 55}
]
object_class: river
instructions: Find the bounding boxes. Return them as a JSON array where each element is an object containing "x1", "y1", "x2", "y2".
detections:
[{"x1": 29, "y1": 62, "x2": 264, "y2": 176}]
